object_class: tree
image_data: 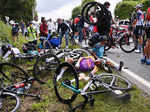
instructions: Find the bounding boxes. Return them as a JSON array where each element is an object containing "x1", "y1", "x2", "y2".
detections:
[
  {"x1": 0, "y1": 0, "x2": 36, "y2": 22},
  {"x1": 71, "y1": 0, "x2": 96, "y2": 19},
  {"x1": 71, "y1": 6, "x2": 81, "y2": 19},
  {"x1": 115, "y1": 1, "x2": 139, "y2": 19},
  {"x1": 142, "y1": 0, "x2": 150, "y2": 11}
]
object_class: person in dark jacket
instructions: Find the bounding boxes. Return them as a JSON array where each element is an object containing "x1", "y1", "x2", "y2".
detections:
[
  {"x1": 76, "y1": 15, "x2": 84, "y2": 44},
  {"x1": 57, "y1": 19, "x2": 71, "y2": 48}
]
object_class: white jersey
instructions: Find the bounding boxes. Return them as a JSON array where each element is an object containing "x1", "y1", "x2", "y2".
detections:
[
  {"x1": 32, "y1": 20, "x2": 40, "y2": 34},
  {"x1": 136, "y1": 10, "x2": 144, "y2": 26}
]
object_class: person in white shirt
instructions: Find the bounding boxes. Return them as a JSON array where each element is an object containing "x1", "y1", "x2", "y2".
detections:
[
  {"x1": 32, "y1": 16, "x2": 40, "y2": 38},
  {"x1": 47, "y1": 18, "x2": 54, "y2": 34}
]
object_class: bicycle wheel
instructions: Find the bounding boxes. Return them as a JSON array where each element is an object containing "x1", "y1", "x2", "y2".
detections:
[
  {"x1": 99, "y1": 73, "x2": 132, "y2": 90},
  {"x1": 81, "y1": 2, "x2": 107, "y2": 25},
  {"x1": 0, "y1": 63, "x2": 29, "y2": 87},
  {"x1": 120, "y1": 34, "x2": 136, "y2": 53},
  {"x1": 43, "y1": 40, "x2": 52, "y2": 53},
  {"x1": 34, "y1": 53, "x2": 60, "y2": 84},
  {"x1": 53, "y1": 62, "x2": 79, "y2": 104},
  {"x1": 0, "y1": 92, "x2": 20, "y2": 112}
]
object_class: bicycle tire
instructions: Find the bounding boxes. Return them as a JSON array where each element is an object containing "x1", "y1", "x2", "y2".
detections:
[
  {"x1": 34, "y1": 53, "x2": 60, "y2": 84},
  {"x1": 81, "y1": 2, "x2": 107, "y2": 25},
  {"x1": 98, "y1": 73, "x2": 132, "y2": 90},
  {"x1": 43, "y1": 40, "x2": 53, "y2": 53},
  {"x1": 0, "y1": 92, "x2": 20, "y2": 112},
  {"x1": 0, "y1": 63, "x2": 29, "y2": 87},
  {"x1": 53, "y1": 62, "x2": 79, "y2": 104},
  {"x1": 82, "y1": 2, "x2": 96, "y2": 25},
  {"x1": 120, "y1": 35, "x2": 136, "y2": 53}
]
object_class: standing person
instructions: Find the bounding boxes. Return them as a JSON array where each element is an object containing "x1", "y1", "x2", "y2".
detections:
[
  {"x1": 40, "y1": 17, "x2": 48, "y2": 38},
  {"x1": 57, "y1": 19, "x2": 70, "y2": 48},
  {"x1": 11, "y1": 23, "x2": 19, "y2": 42},
  {"x1": 47, "y1": 18, "x2": 53, "y2": 34},
  {"x1": 133, "y1": 4, "x2": 144, "y2": 53},
  {"x1": 19, "y1": 20, "x2": 25, "y2": 36},
  {"x1": 72, "y1": 16, "x2": 80, "y2": 40},
  {"x1": 26, "y1": 22, "x2": 37, "y2": 42},
  {"x1": 32, "y1": 16, "x2": 40, "y2": 39},
  {"x1": 76, "y1": 15, "x2": 84, "y2": 45},
  {"x1": 141, "y1": 7, "x2": 150, "y2": 65}
]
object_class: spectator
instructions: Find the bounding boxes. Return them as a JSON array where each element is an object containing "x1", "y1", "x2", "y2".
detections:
[
  {"x1": 47, "y1": 18, "x2": 53, "y2": 34},
  {"x1": 19, "y1": 20, "x2": 25, "y2": 36},
  {"x1": 11, "y1": 23, "x2": 19, "y2": 42},
  {"x1": 26, "y1": 22, "x2": 37, "y2": 42},
  {"x1": 40, "y1": 17, "x2": 48, "y2": 38},
  {"x1": 32, "y1": 16, "x2": 40, "y2": 39},
  {"x1": 76, "y1": 15, "x2": 84, "y2": 44},
  {"x1": 57, "y1": 19, "x2": 71, "y2": 48}
]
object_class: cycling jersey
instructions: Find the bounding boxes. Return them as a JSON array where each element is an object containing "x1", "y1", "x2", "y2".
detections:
[{"x1": 136, "y1": 9, "x2": 144, "y2": 26}]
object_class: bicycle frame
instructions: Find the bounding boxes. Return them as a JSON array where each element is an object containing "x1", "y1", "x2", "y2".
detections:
[
  {"x1": 61, "y1": 73, "x2": 123, "y2": 96},
  {"x1": 109, "y1": 25, "x2": 129, "y2": 45}
]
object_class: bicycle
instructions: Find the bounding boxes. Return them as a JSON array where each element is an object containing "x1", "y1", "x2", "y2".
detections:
[
  {"x1": 33, "y1": 53, "x2": 60, "y2": 84},
  {"x1": 81, "y1": 1, "x2": 136, "y2": 53},
  {"x1": 0, "y1": 62, "x2": 40, "y2": 99},
  {"x1": 53, "y1": 62, "x2": 132, "y2": 111},
  {"x1": 104, "y1": 24, "x2": 136, "y2": 53},
  {"x1": 0, "y1": 78, "x2": 20, "y2": 112},
  {"x1": 33, "y1": 48, "x2": 91, "y2": 84}
]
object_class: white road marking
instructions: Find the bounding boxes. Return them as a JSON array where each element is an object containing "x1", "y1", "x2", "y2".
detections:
[{"x1": 105, "y1": 57, "x2": 150, "y2": 94}]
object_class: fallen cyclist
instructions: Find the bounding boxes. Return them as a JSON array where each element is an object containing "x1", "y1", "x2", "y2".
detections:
[{"x1": 65, "y1": 55, "x2": 124, "y2": 81}]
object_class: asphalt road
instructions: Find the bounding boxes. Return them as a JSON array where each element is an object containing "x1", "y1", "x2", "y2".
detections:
[
  {"x1": 106, "y1": 48, "x2": 150, "y2": 82},
  {"x1": 75, "y1": 38, "x2": 150, "y2": 82}
]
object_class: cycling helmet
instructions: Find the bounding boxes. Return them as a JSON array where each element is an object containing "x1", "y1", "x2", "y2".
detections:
[
  {"x1": 79, "y1": 57, "x2": 95, "y2": 72},
  {"x1": 135, "y1": 4, "x2": 143, "y2": 9}
]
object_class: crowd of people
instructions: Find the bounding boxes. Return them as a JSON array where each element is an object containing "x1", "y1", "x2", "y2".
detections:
[
  {"x1": 9, "y1": 14, "x2": 91, "y2": 49},
  {"x1": 2, "y1": 1, "x2": 150, "y2": 66}
]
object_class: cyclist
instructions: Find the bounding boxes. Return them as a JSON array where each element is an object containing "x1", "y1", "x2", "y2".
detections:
[
  {"x1": 133, "y1": 4, "x2": 144, "y2": 53},
  {"x1": 141, "y1": 7, "x2": 150, "y2": 65},
  {"x1": 66, "y1": 55, "x2": 121, "y2": 81}
]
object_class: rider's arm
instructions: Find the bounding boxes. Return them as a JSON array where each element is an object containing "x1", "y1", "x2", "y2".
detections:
[{"x1": 91, "y1": 65, "x2": 98, "y2": 74}]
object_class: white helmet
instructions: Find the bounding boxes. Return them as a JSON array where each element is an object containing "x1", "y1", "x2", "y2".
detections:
[{"x1": 135, "y1": 4, "x2": 143, "y2": 9}]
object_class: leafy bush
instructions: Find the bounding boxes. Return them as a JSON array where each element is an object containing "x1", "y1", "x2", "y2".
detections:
[{"x1": 142, "y1": 0, "x2": 150, "y2": 11}]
